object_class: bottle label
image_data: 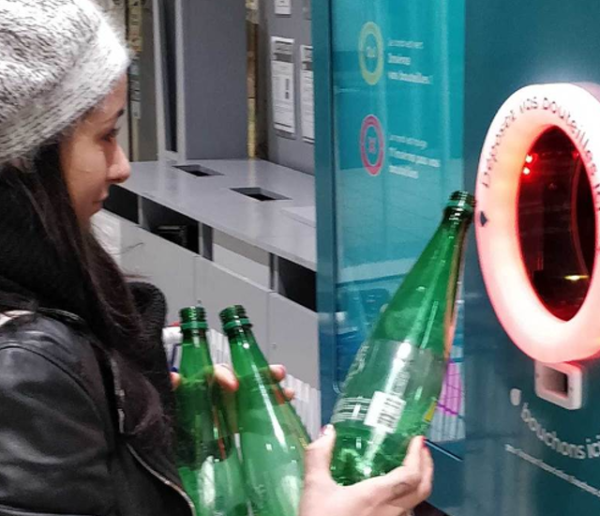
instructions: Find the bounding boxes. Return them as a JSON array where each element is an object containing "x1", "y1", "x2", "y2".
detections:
[
  {"x1": 423, "y1": 400, "x2": 437, "y2": 424},
  {"x1": 331, "y1": 396, "x2": 371, "y2": 424},
  {"x1": 364, "y1": 391, "x2": 407, "y2": 433},
  {"x1": 331, "y1": 340, "x2": 446, "y2": 435}
]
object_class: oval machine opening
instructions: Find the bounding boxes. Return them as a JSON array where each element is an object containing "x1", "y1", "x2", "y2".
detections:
[{"x1": 518, "y1": 127, "x2": 596, "y2": 321}]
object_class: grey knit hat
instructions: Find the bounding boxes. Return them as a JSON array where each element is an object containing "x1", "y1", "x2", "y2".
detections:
[{"x1": 0, "y1": 0, "x2": 130, "y2": 164}]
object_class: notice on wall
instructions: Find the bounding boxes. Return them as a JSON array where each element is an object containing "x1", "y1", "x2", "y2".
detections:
[
  {"x1": 271, "y1": 37, "x2": 296, "y2": 138},
  {"x1": 130, "y1": 57, "x2": 142, "y2": 119},
  {"x1": 127, "y1": 0, "x2": 143, "y2": 53},
  {"x1": 246, "y1": 0, "x2": 259, "y2": 23},
  {"x1": 274, "y1": 0, "x2": 291, "y2": 16},
  {"x1": 300, "y1": 45, "x2": 314, "y2": 144}
]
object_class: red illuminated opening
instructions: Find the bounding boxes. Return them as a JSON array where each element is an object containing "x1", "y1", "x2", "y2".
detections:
[{"x1": 518, "y1": 127, "x2": 596, "y2": 321}]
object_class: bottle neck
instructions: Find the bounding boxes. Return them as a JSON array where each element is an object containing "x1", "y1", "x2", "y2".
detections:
[
  {"x1": 442, "y1": 208, "x2": 472, "y2": 229},
  {"x1": 424, "y1": 212, "x2": 470, "y2": 264},
  {"x1": 433, "y1": 212, "x2": 471, "y2": 260},
  {"x1": 181, "y1": 327, "x2": 209, "y2": 347},
  {"x1": 373, "y1": 208, "x2": 471, "y2": 353},
  {"x1": 225, "y1": 324, "x2": 255, "y2": 344},
  {"x1": 440, "y1": 214, "x2": 470, "y2": 322},
  {"x1": 226, "y1": 325, "x2": 269, "y2": 377}
]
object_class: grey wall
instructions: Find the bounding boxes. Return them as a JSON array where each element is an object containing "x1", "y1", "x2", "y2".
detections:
[
  {"x1": 153, "y1": 0, "x2": 248, "y2": 161},
  {"x1": 181, "y1": 0, "x2": 249, "y2": 160},
  {"x1": 259, "y1": 0, "x2": 314, "y2": 174}
]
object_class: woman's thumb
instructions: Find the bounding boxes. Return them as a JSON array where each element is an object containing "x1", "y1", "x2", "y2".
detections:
[{"x1": 304, "y1": 425, "x2": 337, "y2": 481}]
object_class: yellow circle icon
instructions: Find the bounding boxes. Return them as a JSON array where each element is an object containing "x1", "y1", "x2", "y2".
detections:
[{"x1": 358, "y1": 22, "x2": 384, "y2": 86}]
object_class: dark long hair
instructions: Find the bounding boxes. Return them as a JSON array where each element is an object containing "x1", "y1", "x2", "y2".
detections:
[{"x1": 0, "y1": 143, "x2": 172, "y2": 442}]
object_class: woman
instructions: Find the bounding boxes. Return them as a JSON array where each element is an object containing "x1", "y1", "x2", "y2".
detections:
[{"x1": 0, "y1": 1, "x2": 433, "y2": 515}]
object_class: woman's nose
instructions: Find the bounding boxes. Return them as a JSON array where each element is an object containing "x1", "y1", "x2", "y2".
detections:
[{"x1": 108, "y1": 145, "x2": 131, "y2": 184}]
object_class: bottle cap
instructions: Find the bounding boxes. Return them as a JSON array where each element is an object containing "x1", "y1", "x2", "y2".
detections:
[
  {"x1": 179, "y1": 306, "x2": 208, "y2": 330},
  {"x1": 446, "y1": 191, "x2": 475, "y2": 217},
  {"x1": 220, "y1": 305, "x2": 252, "y2": 332}
]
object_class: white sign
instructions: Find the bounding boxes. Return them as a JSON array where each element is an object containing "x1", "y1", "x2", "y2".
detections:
[
  {"x1": 271, "y1": 37, "x2": 296, "y2": 138},
  {"x1": 300, "y1": 45, "x2": 314, "y2": 144},
  {"x1": 275, "y1": 0, "x2": 291, "y2": 15},
  {"x1": 130, "y1": 58, "x2": 142, "y2": 120}
]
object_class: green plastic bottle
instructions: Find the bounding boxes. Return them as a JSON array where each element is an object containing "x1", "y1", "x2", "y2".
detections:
[
  {"x1": 330, "y1": 191, "x2": 475, "y2": 485},
  {"x1": 175, "y1": 306, "x2": 249, "y2": 516},
  {"x1": 220, "y1": 305, "x2": 310, "y2": 516}
]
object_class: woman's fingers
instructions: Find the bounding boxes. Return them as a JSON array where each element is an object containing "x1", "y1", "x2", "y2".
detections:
[
  {"x1": 367, "y1": 437, "x2": 426, "y2": 505},
  {"x1": 214, "y1": 364, "x2": 239, "y2": 392},
  {"x1": 403, "y1": 437, "x2": 426, "y2": 469},
  {"x1": 269, "y1": 364, "x2": 294, "y2": 399},
  {"x1": 303, "y1": 425, "x2": 337, "y2": 487},
  {"x1": 417, "y1": 446, "x2": 434, "y2": 500},
  {"x1": 182, "y1": 363, "x2": 289, "y2": 395},
  {"x1": 170, "y1": 372, "x2": 181, "y2": 390},
  {"x1": 386, "y1": 440, "x2": 434, "y2": 511},
  {"x1": 270, "y1": 364, "x2": 287, "y2": 382}
]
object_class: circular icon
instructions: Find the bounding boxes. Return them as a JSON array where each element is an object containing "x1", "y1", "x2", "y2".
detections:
[
  {"x1": 358, "y1": 22, "x2": 384, "y2": 86},
  {"x1": 360, "y1": 115, "x2": 385, "y2": 176}
]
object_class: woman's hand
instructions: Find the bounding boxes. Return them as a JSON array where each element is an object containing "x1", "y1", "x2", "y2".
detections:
[
  {"x1": 299, "y1": 427, "x2": 433, "y2": 516},
  {"x1": 170, "y1": 364, "x2": 295, "y2": 432},
  {"x1": 170, "y1": 364, "x2": 295, "y2": 399}
]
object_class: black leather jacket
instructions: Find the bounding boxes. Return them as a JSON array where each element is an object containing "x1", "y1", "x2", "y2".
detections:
[{"x1": 0, "y1": 310, "x2": 194, "y2": 516}]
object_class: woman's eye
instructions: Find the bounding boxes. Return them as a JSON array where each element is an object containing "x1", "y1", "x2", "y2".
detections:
[{"x1": 102, "y1": 128, "x2": 120, "y2": 142}]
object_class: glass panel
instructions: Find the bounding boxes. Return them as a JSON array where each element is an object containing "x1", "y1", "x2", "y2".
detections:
[
  {"x1": 518, "y1": 127, "x2": 596, "y2": 321},
  {"x1": 329, "y1": 0, "x2": 466, "y2": 455}
]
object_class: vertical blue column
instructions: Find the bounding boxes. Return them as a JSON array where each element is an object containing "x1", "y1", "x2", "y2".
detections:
[{"x1": 315, "y1": 0, "x2": 467, "y2": 512}]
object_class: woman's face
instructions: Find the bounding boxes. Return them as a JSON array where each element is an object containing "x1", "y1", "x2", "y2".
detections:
[{"x1": 60, "y1": 76, "x2": 131, "y2": 227}]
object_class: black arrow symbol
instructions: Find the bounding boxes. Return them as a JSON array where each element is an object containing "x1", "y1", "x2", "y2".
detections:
[{"x1": 480, "y1": 211, "x2": 489, "y2": 227}]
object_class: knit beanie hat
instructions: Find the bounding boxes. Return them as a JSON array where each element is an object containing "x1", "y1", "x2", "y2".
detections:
[{"x1": 0, "y1": 0, "x2": 130, "y2": 164}]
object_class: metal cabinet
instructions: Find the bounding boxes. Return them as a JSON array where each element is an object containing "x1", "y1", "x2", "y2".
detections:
[
  {"x1": 197, "y1": 257, "x2": 271, "y2": 357},
  {"x1": 93, "y1": 210, "x2": 142, "y2": 274},
  {"x1": 135, "y1": 229, "x2": 197, "y2": 323},
  {"x1": 268, "y1": 293, "x2": 319, "y2": 387}
]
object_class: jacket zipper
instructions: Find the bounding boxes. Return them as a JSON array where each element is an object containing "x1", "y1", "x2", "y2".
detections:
[{"x1": 126, "y1": 443, "x2": 197, "y2": 516}]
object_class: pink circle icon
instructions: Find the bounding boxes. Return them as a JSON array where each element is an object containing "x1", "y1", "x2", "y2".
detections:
[{"x1": 360, "y1": 115, "x2": 385, "y2": 176}]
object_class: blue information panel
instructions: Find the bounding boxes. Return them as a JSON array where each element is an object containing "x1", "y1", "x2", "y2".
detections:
[{"x1": 326, "y1": 0, "x2": 466, "y2": 456}]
